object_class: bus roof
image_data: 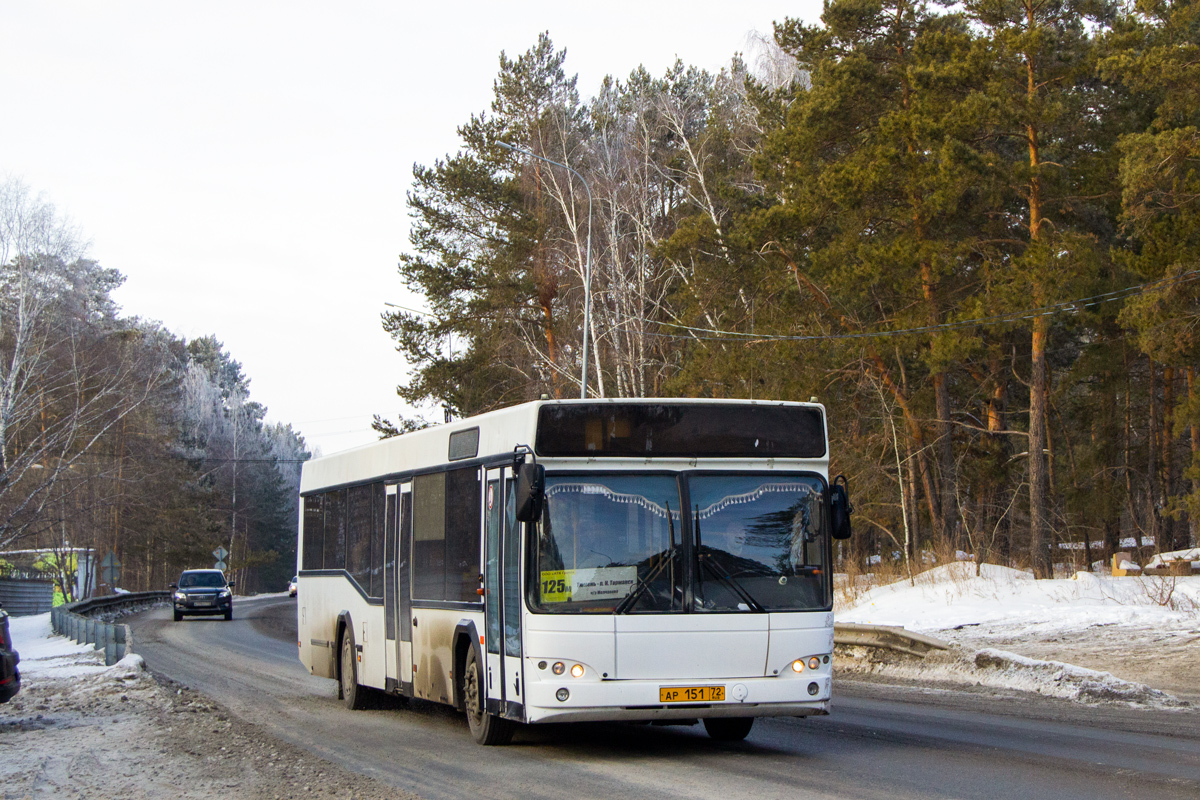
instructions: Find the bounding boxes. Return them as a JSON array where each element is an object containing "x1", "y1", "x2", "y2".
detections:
[{"x1": 299, "y1": 398, "x2": 827, "y2": 495}]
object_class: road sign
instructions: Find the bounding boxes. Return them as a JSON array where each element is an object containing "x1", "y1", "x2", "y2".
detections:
[
  {"x1": 213, "y1": 546, "x2": 229, "y2": 561},
  {"x1": 99, "y1": 553, "x2": 121, "y2": 587},
  {"x1": 214, "y1": 560, "x2": 227, "y2": 572}
]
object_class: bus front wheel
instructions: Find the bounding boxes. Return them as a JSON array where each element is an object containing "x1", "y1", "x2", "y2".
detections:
[
  {"x1": 463, "y1": 647, "x2": 513, "y2": 745},
  {"x1": 703, "y1": 717, "x2": 754, "y2": 741}
]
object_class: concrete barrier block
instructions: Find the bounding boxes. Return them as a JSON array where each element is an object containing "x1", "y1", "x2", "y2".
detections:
[{"x1": 85, "y1": 618, "x2": 95, "y2": 645}]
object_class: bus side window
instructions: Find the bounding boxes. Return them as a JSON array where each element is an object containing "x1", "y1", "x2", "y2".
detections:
[
  {"x1": 323, "y1": 489, "x2": 346, "y2": 571},
  {"x1": 347, "y1": 485, "x2": 373, "y2": 592},
  {"x1": 412, "y1": 468, "x2": 483, "y2": 604},
  {"x1": 302, "y1": 495, "x2": 325, "y2": 570},
  {"x1": 445, "y1": 467, "x2": 482, "y2": 603},
  {"x1": 371, "y1": 482, "x2": 385, "y2": 598},
  {"x1": 412, "y1": 473, "x2": 447, "y2": 600}
]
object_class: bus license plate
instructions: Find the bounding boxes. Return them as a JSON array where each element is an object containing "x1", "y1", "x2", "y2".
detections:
[{"x1": 660, "y1": 685, "x2": 724, "y2": 703}]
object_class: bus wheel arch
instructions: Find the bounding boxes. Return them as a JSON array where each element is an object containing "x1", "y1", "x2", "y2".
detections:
[
  {"x1": 452, "y1": 621, "x2": 480, "y2": 712},
  {"x1": 454, "y1": 620, "x2": 513, "y2": 745}
]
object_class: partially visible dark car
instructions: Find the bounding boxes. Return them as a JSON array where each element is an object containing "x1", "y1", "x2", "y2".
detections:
[
  {"x1": 170, "y1": 570, "x2": 234, "y2": 621},
  {"x1": 0, "y1": 602, "x2": 20, "y2": 703}
]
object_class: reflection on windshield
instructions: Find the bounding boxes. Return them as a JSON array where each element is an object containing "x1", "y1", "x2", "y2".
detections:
[
  {"x1": 533, "y1": 475, "x2": 681, "y2": 613},
  {"x1": 530, "y1": 473, "x2": 830, "y2": 614},
  {"x1": 179, "y1": 572, "x2": 226, "y2": 588},
  {"x1": 689, "y1": 476, "x2": 826, "y2": 612}
]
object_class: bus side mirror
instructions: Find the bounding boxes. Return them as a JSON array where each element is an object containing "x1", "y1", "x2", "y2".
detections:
[
  {"x1": 830, "y1": 482, "x2": 853, "y2": 540},
  {"x1": 514, "y1": 463, "x2": 545, "y2": 522}
]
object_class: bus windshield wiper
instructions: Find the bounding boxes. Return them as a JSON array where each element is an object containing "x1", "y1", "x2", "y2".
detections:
[
  {"x1": 697, "y1": 557, "x2": 764, "y2": 612},
  {"x1": 694, "y1": 505, "x2": 764, "y2": 613},
  {"x1": 615, "y1": 501, "x2": 679, "y2": 614}
]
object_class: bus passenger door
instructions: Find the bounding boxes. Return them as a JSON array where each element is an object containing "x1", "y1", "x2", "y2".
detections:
[
  {"x1": 483, "y1": 469, "x2": 504, "y2": 715},
  {"x1": 398, "y1": 481, "x2": 414, "y2": 694},
  {"x1": 384, "y1": 485, "x2": 398, "y2": 689},
  {"x1": 501, "y1": 474, "x2": 525, "y2": 720}
]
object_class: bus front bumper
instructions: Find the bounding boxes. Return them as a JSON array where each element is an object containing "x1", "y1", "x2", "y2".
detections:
[{"x1": 523, "y1": 673, "x2": 832, "y2": 724}]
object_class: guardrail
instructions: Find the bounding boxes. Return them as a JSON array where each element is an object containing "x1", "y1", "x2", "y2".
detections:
[
  {"x1": 50, "y1": 591, "x2": 170, "y2": 666},
  {"x1": 834, "y1": 623, "x2": 951, "y2": 657}
]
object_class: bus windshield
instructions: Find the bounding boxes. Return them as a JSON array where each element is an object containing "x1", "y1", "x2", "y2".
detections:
[{"x1": 530, "y1": 472, "x2": 829, "y2": 614}]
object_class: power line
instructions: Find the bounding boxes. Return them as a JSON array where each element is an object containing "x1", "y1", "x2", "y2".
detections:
[
  {"x1": 630, "y1": 270, "x2": 1200, "y2": 343},
  {"x1": 65, "y1": 452, "x2": 310, "y2": 464}
]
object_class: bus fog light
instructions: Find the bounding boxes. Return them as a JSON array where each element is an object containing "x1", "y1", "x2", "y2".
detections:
[
  {"x1": 556, "y1": 688, "x2": 570, "y2": 702},
  {"x1": 552, "y1": 661, "x2": 566, "y2": 675},
  {"x1": 570, "y1": 664, "x2": 584, "y2": 678},
  {"x1": 808, "y1": 682, "x2": 820, "y2": 696},
  {"x1": 791, "y1": 659, "x2": 805, "y2": 673},
  {"x1": 808, "y1": 656, "x2": 820, "y2": 670}
]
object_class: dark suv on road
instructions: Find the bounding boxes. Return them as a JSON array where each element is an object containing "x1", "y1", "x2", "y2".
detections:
[
  {"x1": 0, "y1": 602, "x2": 20, "y2": 703},
  {"x1": 170, "y1": 570, "x2": 234, "y2": 621}
]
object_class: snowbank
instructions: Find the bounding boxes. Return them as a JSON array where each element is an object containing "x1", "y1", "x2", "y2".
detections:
[
  {"x1": 836, "y1": 564, "x2": 1199, "y2": 708},
  {"x1": 839, "y1": 563, "x2": 1200, "y2": 636},
  {"x1": 839, "y1": 643, "x2": 1189, "y2": 709},
  {"x1": 7, "y1": 611, "x2": 109, "y2": 678}
]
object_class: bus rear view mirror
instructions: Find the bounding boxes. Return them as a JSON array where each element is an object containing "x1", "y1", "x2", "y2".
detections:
[
  {"x1": 514, "y1": 463, "x2": 545, "y2": 522},
  {"x1": 830, "y1": 481, "x2": 852, "y2": 540}
]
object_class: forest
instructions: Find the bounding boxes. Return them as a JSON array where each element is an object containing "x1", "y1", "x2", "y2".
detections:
[
  {"x1": 0, "y1": 178, "x2": 308, "y2": 600},
  {"x1": 384, "y1": 0, "x2": 1200, "y2": 578}
]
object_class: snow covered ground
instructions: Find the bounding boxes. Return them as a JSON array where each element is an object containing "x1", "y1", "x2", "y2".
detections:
[
  {"x1": 7, "y1": 612, "x2": 114, "y2": 679},
  {"x1": 836, "y1": 564, "x2": 1200, "y2": 708},
  {"x1": 1, "y1": 613, "x2": 413, "y2": 799}
]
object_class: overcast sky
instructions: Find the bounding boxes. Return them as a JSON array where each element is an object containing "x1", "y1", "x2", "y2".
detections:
[{"x1": 1, "y1": 1, "x2": 823, "y2": 455}]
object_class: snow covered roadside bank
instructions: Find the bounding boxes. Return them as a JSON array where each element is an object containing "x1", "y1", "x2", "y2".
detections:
[
  {"x1": 836, "y1": 564, "x2": 1200, "y2": 708},
  {"x1": 1, "y1": 613, "x2": 418, "y2": 800}
]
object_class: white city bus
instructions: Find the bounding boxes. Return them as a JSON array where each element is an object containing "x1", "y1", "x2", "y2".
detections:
[{"x1": 296, "y1": 399, "x2": 851, "y2": 745}]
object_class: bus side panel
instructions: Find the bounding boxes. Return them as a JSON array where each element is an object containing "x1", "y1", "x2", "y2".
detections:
[
  {"x1": 359, "y1": 600, "x2": 387, "y2": 690},
  {"x1": 412, "y1": 606, "x2": 484, "y2": 707},
  {"x1": 298, "y1": 575, "x2": 336, "y2": 679},
  {"x1": 297, "y1": 576, "x2": 384, "y2": 685}
]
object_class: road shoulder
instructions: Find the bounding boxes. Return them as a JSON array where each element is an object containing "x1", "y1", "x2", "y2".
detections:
[{"x1": 0, "y1": 650, "x2": 419, "y2": 800}]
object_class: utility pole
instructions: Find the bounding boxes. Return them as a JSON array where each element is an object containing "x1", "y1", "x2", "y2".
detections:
[{"x1": 228, "y1": 389, "x2": 241, "y2": 583}]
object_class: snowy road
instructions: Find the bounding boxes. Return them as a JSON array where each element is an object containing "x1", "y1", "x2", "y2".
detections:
[{"x1": 127, "y1": 595, "x2": 1200, "y2": 800}]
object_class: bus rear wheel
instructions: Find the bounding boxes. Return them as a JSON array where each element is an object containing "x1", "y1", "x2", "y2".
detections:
[
  {"x1": 340, "y1": 629, "x2": 368, "y2": 710},
  {"x1": 463, "y1": 647, "x2": 513, "y2": 745},
  {"x1": 703, "y1": 717, "x2": 754, "y2": 741}
]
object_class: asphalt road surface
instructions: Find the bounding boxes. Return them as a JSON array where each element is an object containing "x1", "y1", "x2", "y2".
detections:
[{"x1": 127, "y1": 595, "x2": 1200, "y2": 800}]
